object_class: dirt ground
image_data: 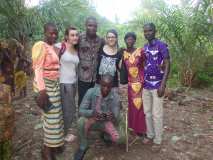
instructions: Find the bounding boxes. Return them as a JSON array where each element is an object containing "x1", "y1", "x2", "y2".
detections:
[{"x1": 12, "y1": 80, "x2": 213, "y2": 160}]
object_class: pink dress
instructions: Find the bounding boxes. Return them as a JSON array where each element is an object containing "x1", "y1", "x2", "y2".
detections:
[{"x1": 123, "y1": 48, "x2": 146, "y2": 134}]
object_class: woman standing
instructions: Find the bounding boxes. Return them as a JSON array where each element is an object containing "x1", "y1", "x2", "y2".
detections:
[
  {"x1": 56, "y1": 26, "x2": 79, "y2": 142},
  {"x1": 32, "y1": 23, "x2": 64, "y2": 160},
  {"x1": 121, "y1": 32, "x2": 146, "y2": 136},
  {"x1": 96, "y1": 29, "x2": 122, "y2": 91}
]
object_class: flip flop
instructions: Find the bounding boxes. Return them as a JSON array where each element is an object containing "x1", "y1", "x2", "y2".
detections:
[{"x1": 142, "y1": 137, "x2": 153, "y2": 145}]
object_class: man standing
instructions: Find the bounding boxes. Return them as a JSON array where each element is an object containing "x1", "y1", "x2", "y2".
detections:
[
  {"x1": 74, "y1": 74, "x2": 123, "y2": 160},
  {"x1": 78, "y1": 16, "x2": 104, "y2": 106},
  {"x1": 142, "y1": 23, "x2": 170, "y2": 151}
]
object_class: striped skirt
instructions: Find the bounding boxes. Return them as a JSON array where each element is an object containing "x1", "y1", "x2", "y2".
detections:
[{"x1": 42, "y1": 78, "x2": 64, "y2": 147}]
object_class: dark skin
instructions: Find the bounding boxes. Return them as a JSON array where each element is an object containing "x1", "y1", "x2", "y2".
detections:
[
  {"x1": 38, "y1": 25, "x2": 63, "y2": 160},
  {"x1": 36, "y1": 25, "x2": 58, "y2": 111},
  {"x1": 86, "y1": 19, "x2": 97, "y2": 40},
  {"x1": 94, "y1": 78, "x2": 114, "y2": 121},
  {"x1": 125, "y1": 36, "x2": 136, "y2": 53},
  {"x1": 143, "y1": 24, "x2": 170, "y2": 97}
]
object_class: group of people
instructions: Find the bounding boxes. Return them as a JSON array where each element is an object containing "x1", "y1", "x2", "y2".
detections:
[{"x1": 31, "y1": 16, "x2": 170, "y2": 160}]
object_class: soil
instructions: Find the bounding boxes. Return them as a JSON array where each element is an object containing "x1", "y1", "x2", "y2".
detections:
[{"x1": 12, "y1": 80, "x2": 213, "y2": 160}]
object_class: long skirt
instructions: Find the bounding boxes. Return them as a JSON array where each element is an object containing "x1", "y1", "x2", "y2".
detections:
[
  {"x1": 42, "y1": 78, "x2": 64, "y2": 147},
  {"x1": 128, "y1": 82, "x2": 146, "y2": 134}
]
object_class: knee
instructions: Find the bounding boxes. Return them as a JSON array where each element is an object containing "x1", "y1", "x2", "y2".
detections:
[
  {"x1": 77, "y1": 117, "x2": 87, "y2": 130},
  {"x1": 111, "y1": 132, "x2": 120, "y2": 142}
]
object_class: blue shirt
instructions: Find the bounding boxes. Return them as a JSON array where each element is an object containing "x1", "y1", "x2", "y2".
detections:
[{"x1": 144, "y1": 39, "x2": 170, "y2": 89}]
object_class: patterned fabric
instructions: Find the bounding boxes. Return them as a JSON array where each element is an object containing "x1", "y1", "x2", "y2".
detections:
[
  {"x1": 123, "y1": 48, "x2": 146, "y2": 134},
  {"x1": 31, "y1": 41, "x2": 64, "y2": 147},
  {"x1": 78, "y1": 33, "x2": 104, "y2": 82},
  {"x1": 96, "y1": 48, "x2": 122, "y2": 87},
  {"x1": 144, "y1": 39, "x2": 170, "y2": 89},
  {"x1": 43, "y1": 78, "x2": 64, "y2": 147}
]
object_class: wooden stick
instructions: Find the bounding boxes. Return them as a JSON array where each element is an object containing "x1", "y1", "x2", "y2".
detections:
[{"x1": 125, "y1": 107, "x2": 128, "y2": 152}]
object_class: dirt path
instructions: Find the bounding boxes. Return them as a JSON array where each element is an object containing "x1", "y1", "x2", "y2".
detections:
[{"x1": 12, "y1": 80, "x2": 213, "y2": 160}]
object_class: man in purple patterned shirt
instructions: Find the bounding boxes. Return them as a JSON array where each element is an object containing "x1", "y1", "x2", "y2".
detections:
[{"x1": 142, "y1": 23, "x2": 170, "y2": 151}]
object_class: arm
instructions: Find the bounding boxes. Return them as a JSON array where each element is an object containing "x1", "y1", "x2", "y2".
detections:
[
  {"x1": 79, "y1": 89, "x2": 94, "y2": 117},
  {"x1": 110, "y1": 93, "x2": 121, "y2": 120},
  {"x1": 32, "y1": 42, "x2": 46, "y2": 91},
  {"x1": 32, "y1": 42, "x2": 48, "y2": 109},
  {"x1": 157, "y1": 44, "x2": 171, "y2": 97}
]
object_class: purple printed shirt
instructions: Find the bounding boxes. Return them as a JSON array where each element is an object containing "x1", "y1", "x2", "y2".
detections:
[{"x1": 144, "y1": 39, "x2": 170, "y2": 90}]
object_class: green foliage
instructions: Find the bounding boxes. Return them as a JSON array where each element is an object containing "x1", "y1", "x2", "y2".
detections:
[{"x1": 130, "y1": 0, "x2": 213, "y2": 87}]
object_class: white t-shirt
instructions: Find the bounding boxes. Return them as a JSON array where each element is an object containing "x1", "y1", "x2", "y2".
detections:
[{"x1": 55, "y1": 43, "x2": 79, "y2": 84}]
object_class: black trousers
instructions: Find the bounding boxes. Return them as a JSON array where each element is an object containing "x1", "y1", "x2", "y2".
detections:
[{"x1": 78, "y1": 80, "x2": 95, "y2": 106}]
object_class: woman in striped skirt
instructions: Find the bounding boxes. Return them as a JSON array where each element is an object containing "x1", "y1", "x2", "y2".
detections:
[{"x1": 32, "y1": 23, "x2": 64, "y2": 160}]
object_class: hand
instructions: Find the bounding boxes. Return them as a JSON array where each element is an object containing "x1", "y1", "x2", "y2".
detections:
[
  {"x1": 157, "y1": 84, "x2": 166, "y2": 97},
  {"x1": 94, "y1": 111, "x2": 105, "y2": 121},
  {"x1": 106, "y1": 112, "x2": 114, "y2": 121},
  {"x1": 36, "y1": 90, "x2": 48, "y2": 109}
]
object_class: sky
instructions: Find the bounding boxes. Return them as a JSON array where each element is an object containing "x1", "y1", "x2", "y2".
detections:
[{"x1": 25, "y1": 0, "x2": 182, "y2": 23}]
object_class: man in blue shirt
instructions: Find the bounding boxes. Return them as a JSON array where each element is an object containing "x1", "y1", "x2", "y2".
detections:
[{"x1": 142, "y1": 23, "x2": 170, "y2": 152}]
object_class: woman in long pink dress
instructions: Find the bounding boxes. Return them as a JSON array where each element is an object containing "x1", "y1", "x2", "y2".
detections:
[{"x1": 121, "y1": 32, "x2": 146, "y2": 136}]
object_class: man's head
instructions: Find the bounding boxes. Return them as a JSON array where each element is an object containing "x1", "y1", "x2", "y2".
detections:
[
  {"x1": 44, "y1": 22, "x2": 58, "y2": 45},
  {"x1": 100, "y1": 74, "x2": 113, "y2": 97},
  {"x1": 143, "y1": 23, "x2": 156, "y2": 42},
  {"x1": 85, "y1": 16, "x2": 97, "y2": 38}
]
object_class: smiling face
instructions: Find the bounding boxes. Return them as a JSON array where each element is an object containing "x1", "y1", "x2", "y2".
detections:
[
  {"x1": 125, "y1": 36, "x2": 136, "y2": 48},
  {"x1": 66, "y1": 29, "x2": 79, "y2": 46},
  {"x1": 44, "y1": 25, "x2": 58, "y2": 45},
  {"x1": 143, "y1": 24, "x2": 156, "y2": 42},
  {"x1": 106, "y1": 32, "x2": 117, "y2": 47}
]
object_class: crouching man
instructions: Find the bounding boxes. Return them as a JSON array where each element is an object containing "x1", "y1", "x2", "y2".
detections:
[{"x1": 74, "y1": 74, "x2": 123, "y2": 160}]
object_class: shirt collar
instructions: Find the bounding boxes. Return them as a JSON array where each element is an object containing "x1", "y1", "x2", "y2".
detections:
[
  {"x1": 148, "y1": 38, "x2": 158, "y2": 47},
  {"x1": 81, "y1": 32, "x2": 100, "y2": 43}
]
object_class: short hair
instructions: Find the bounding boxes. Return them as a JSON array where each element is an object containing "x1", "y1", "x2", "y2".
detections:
[
  {"x1": 85, "y1": 16, "x2": 97, "y2": 24},
  {"x1": 124, "y1": 32, "x2": 137, "y2": 41},
  {"x1": 44, "y1": 22, "x2": 57, "y2": 32},
  {"x1": 101, "y1": 73, "x2": 113, "y2": 84},
  {"x1": 143, "y1": 22, "x2": 156, "y2": 31}
]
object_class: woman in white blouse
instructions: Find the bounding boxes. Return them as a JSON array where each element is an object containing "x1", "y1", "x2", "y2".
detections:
[{"x1": 56, "y1": 26, "x2": 79, "y2": 142}]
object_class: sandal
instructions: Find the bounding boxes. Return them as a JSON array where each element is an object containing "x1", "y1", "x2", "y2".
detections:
[{"x1": 142, "y1": 137, "x2": 153, "y2": 145}]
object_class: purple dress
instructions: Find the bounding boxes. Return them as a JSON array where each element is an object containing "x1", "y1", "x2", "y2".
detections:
[{"x1": 123, "y1": 48, "x2": 146, "y2": 134}]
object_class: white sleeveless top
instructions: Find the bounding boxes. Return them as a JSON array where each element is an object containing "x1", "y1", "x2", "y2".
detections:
[{"x1": 55, "y1": 43, "x2": 79, "y2": 84}]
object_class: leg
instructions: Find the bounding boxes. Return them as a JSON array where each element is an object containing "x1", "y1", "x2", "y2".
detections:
[
  {"x1": 77, "y1": 117, "x2": 96, "y2": 150},
  {"x1": 104, "y1": 121, "x2": 120, "y2": 143},
  {"x1": 60, "y1": 83, "x2": 76, "y2": 135},
  {"x1": 152, "y1": 90, "x2": 163, "y2": 144},
  {"x1": 74, "y1": 117, "x2": 97, "y2": 160},
  {"x1": 41, "y1": 145, "x2": 56, "y2": 160},
  {"x1": 143, "y1": 89, "x2": 155, "y2": 139}
]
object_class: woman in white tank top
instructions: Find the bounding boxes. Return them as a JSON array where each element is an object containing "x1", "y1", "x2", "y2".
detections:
[{"x1": 55, "y1": 26, "x2": 79, "y2": 142}]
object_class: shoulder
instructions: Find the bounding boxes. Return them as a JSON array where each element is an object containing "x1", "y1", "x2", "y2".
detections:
[
  {"x1": 156, "y1": 39, "x2": 168, "y2": 48},
  {"x1": 32, "y1": 41, "x2": 45, "y2": 59},
  {"x1": 85, "y1": 87, "x2": 96, "y2": 96},
  {"x1": 54, "y1": 42, "x2": 61, "y2": 49},
  {"x1": 32, "y1": 41, "x2": 45, "y2": 49}
]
